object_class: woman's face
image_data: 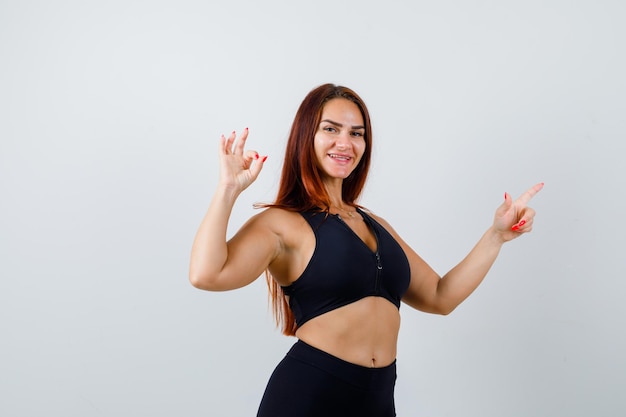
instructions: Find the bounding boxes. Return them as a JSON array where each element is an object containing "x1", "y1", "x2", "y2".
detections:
[{"x1": 313, "y1": 98, "x2": 366, "y2": 182}]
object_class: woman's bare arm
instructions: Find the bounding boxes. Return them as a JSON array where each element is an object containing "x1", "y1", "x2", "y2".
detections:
[
  {"x1": 385, "y1": 183, "x2": 544, "y2": 314},
  {"x1": 189, "y1": 129, "x2": 273, "y2": 291}
]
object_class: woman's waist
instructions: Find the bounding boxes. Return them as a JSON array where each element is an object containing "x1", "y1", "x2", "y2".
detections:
[
  {"x1": 294, "y1": 298, "x2": 400, "y2": 368},
  {"x1": 286, "y1": 339, "x2": 397, "y2": 391}
]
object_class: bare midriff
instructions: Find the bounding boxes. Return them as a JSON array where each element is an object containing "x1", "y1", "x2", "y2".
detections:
[{"x1": 294, "y1": 296, "x2": 400, "y2": 368}]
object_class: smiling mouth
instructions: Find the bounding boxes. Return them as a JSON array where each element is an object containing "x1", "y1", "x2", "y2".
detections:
[{"x1": 328, "y1": 153, "x2": 351, "y2": 161}]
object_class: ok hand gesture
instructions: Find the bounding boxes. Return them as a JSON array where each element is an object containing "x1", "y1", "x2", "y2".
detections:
[{"x1": 218, "y1": 128, "x2": 267, "y2": 194}]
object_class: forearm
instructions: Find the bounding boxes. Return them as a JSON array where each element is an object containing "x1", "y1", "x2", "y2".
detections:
[
  {"x1": 436, "y1": 226, "x2": 505, "y2": 313},
  {"x1": 189, "y1": 185, "x2": 240, "y2": 287}
]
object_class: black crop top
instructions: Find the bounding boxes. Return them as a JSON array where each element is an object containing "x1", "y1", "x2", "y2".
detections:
[{"x1": 281, "y1": 208, "x2": 411, "y2": 328}]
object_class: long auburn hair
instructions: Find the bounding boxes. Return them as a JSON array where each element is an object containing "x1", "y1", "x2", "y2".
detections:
[{"x1": 262, "y1": 83, "x2": 373, "y2": 335}]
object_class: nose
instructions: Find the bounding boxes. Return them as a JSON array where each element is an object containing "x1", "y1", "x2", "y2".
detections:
[{"x1": 335, "y1": 131, "x2": 352, "y2": 150}]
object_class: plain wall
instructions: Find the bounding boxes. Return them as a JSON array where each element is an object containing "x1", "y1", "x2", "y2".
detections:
[{"x1": 1, "y1": 0, "x2": 625, "y2": 416}]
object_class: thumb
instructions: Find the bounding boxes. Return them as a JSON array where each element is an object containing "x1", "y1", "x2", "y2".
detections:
[
  {"x1": 249, "y1": 155, "x2": 268, "y2": 181},
  {"x1": 496, "y1": 192, "x2": 513, "y2": 216}
]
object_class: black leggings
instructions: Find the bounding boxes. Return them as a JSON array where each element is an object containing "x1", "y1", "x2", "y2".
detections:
[{"x1": 257, "y1": 340, "x2": 397, "y2": 417}]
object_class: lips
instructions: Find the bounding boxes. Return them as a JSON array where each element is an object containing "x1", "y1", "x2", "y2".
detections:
[{"x1": 328, "y1": 153, "x2": 352, "y2": 161}]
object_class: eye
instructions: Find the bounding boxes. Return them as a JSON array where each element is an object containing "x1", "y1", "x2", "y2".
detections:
[
  {"x1": 323, "y1": 126, "x2": 337, "y2": 133},
  {"x1": 351, "y1": 131, "x2": 364, "y2": 137}
]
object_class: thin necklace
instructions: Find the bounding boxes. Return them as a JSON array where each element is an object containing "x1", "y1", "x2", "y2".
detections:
[{"x1": 332, "y1": 205, "x2": 356, "y2": 218}]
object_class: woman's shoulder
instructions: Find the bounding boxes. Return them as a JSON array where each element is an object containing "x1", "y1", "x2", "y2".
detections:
[
  {"x1": 249, "y1": 207, "x2": 313, "y2": 253},
  {"x1": 254, "y1": 206, "x2": 304, "y2": 219},
  {"x1": 249, "y1": 206, "x2": 308, "y2": 232},
  {"x1": 359, "y1": 206, "x2": 398, "y2": 234}
]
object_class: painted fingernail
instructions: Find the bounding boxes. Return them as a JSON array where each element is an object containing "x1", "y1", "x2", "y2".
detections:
[
  {"x1": 262, "y1": 156, "x2": 268, "y2": 162},
  {"x1": 511, "y1": 219, "x2": 525, "y2": 231},
  {"x1": 255, "y1": 153, "x2": 259, "y2": 159}
]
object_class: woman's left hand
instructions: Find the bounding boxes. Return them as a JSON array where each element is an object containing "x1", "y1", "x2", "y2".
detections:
[{"x1": 493, "y1": 182, "x2": 544, "y2": 242}]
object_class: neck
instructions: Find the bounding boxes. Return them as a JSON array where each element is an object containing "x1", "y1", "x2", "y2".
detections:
[{"x1": 323, "y1": 179, "x2": 345, "y2": 208}]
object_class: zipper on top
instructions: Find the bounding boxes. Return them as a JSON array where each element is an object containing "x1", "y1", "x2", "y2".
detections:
[{"x1": 336, "y1": 211, "x2": 382, "y2": 294}]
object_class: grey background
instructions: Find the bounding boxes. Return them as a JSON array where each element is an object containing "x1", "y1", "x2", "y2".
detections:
[{"x1": 1, "y1": 0, "x2": 625, "y2": 416}]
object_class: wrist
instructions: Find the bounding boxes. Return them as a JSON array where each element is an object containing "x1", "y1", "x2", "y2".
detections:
[
  {"x1": 214, "y1": 183, "x2": 242, "y2": 203},
  {"x1": 485, "y1": 225, "x2": 507, "y2": 246}
]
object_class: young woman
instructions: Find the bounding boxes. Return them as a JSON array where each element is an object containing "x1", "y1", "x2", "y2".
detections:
[{"x1": 189, "y1": 84, "x2": 543, "y2": 416}]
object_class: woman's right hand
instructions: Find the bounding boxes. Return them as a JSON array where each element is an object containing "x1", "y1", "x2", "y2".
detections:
[
  {"x1": 219, "y1": 128, "x2": 267, "y2": 194},
  {"x1": 189, "y1": 128, "x2": 269, "y2": 290}
]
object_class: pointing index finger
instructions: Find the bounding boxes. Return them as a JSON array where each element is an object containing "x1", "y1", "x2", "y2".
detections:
[{"x1": 517, "y1": 182, "x2": 544, "y2": 205}]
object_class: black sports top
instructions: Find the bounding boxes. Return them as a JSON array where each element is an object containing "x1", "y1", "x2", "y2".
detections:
[{"x1": 281, "y1": 208, "x2": 411, "y2": 328}]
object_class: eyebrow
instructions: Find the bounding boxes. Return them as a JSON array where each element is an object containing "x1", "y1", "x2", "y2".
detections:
[{"x1": 321, "y1": 119, "x2": 365, "y2": 130}]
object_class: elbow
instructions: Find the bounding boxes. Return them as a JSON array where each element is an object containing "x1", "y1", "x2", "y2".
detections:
[
  {"x1": 437, "y1": 297, "x2": 463, "y2": 315},
  {"x1": 188, "y1": 273, "x2": 203, "y2": 290},
  {"x1": 188, "y1": 268, "x2": 218, "y2": 291},
  {"x1": 188, "y1": 272, "x2": 205, "y2": 290},
  {"x1": 428, "y1": 300, "x2": 457, "y2": 316},
  {"x1": 437, "y1": 305, "x2": 456, "y2": 316},
  {"x1": 405, "y1": 297, "x2": 456, "y2": 316}
]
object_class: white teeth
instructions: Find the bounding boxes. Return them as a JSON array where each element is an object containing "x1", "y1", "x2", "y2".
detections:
[{"x1": 329, "y1": 154, "x2": 350, "y2": 160}]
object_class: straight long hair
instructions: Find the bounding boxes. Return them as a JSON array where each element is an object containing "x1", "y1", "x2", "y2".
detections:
[{"x1": 261, "y1": 83, "x2": 373, "y2": 335}]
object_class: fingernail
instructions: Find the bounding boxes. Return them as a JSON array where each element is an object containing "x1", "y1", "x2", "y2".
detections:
[
  {"x1": 255, "y1": 153, "x2": 259, "y2": 159},
  {"x1": 262, "y1": 156, "x2": 268, "y2": 162},
  {"x1": 511, "y1": 220, "x2": 525, "y2": 231},
  {"x1": 245, "y1": 127, "x2": 249, "y2": 131}
]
